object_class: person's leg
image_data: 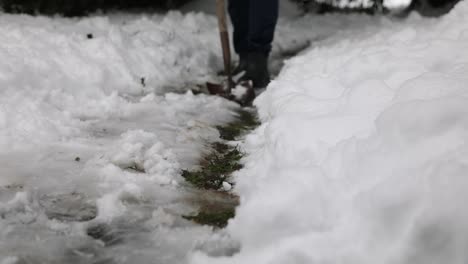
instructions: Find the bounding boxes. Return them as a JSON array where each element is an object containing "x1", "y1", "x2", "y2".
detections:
[
  {"x1": 236, "y1": 0, "x2": 278, "y2": 88},
  {"x1": 228, "y1": 0, "x2": 279, "y2": 89},
  {"x1": 228, "y1": 0, "x2": 249, "y2": 55},
  {"x1": 248, "y1": 0, "x2": 279, "y2": 55}
]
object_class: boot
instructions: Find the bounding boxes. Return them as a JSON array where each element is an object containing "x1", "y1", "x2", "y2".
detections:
[
  {"x1": 239, "y1": 52, "x2": 270, "y2": 89},
  {"x1": 232, "y1": 53, "x2": 248, "y2": 76}
]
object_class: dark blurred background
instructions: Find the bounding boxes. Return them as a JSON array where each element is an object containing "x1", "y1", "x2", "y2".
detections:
[
  {"x1": 0, "y1": 0, "x2": 192, "y2": 16},
  {"x1": 0, "y1": 0, "x2": 461, "y2": 17}
]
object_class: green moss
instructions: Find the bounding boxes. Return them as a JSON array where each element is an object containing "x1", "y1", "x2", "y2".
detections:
[
  {"x1": 238, "y1": 109, "x2": 261, "y2": 127},
  {"x1": 216, "y1": 110, "x2": 260, "y2": 141},
  {"x1": 181, "y1": 109, "x2": 260, "y2": 228},
  {"x1": 212, "y1": 142, "x2": 230, "y2": 154},
  {"x1": 183, "y1": 208, "x2": 235, "y2": 228},
  {"x1": 182, "y1": 145, "x2": 243, "y2": 190},
  {"x1": 182, "y1": 110, "x2": 260, "y2": 190}
]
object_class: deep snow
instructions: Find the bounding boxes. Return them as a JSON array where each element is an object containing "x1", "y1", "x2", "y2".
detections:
[
  {"x1": 192, "y1": 1, "x2": 468, "y2": 264},
  {"x1": 0, "y1": 1, "x2": 467, "y2": 264}
]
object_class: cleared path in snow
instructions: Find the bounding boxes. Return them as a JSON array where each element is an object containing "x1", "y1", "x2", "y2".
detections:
[
  {"x1": 2, "y1": 2, "x2": 465, "y2": 264},
  {"x1": 0, "y1": 6, "x2": 309, "y2": 263}
]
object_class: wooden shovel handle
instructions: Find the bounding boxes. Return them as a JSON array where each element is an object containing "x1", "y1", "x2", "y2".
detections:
[{"x1": 216, "y1": 0, "x2": 233, "y2": 90}]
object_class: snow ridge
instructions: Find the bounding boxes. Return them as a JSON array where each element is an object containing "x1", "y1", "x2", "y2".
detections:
[{"x1": 193, "y1": 2, "x2": 468, "y2": 264}]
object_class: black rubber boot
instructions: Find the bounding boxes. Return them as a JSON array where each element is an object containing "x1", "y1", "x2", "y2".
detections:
[
  {"x1": 239, "y1": 52, "x2": 270, "y2": 89},
  {"x1": 232, "y1": 53, "x2": 248, "y2": 76}
]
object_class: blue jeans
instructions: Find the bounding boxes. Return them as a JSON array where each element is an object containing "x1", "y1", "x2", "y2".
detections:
[{"x1": 228, "y1": 0, "x2": 279, "y2": 56}]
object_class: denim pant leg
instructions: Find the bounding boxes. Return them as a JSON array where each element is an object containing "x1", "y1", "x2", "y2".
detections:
[
  {"x1": 248, "y1": 0, "x2": 279, "y2": 55},
  {"x1": 228, "y1": 0, "x2": 249, "y2": 55}
]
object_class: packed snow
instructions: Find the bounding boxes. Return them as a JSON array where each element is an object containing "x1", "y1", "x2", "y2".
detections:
[
  {"x1": 192, "y1": 1, "x2": 468, "y2": 264},
  {"x1": 0, "y1": 10, "x2": 243, "y2": 264},
  {"x1": 0, "y1": 0, "x2": 467, "y2": 264}
]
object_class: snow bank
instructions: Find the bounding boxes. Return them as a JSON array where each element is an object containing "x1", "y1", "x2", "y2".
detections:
[
  {"x1": 193, "y1": 2, "x2": 468, "y2": 264},
  {"x1": 0, "y1": 11, "x2": 240, "y2": 263},
  {"x1": 0, "y1": 12, "x2": 227, "y2": 149}
]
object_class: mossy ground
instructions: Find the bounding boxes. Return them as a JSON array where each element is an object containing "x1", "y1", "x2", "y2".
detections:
[
  {"x1": 183, "y1": 209, "x2": 235, "y2": 228},
  {"x1": 181, "y1": 144, "x2": 243, "y2": 190},
  {"x1": 182, "y1": 109, "x2": 259, "y2": 191},
  {"x1": 216, "y1": 110, "x2": 260, "y2": 141},
  {"x1": 182, "y1": 109, "x2": 259, "y2": 228}
]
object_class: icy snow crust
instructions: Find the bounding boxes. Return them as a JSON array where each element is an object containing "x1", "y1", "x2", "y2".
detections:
[
  {"x1": 192, "y1": 2, "x2": 468, "y2": 264},
  {"x1": 0, "y1": 12, "x2": 242, "y2": 263}
]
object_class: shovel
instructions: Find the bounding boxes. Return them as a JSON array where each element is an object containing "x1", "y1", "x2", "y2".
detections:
[
  {"x1": 206, "y1": 0, "x2": 255, "y2": 105},
  {"x1": 217, "y1": 0, "x2": 233, "y2": 90},
  {"x1": 207, "y1": 0, "x2": 233, "y2": 95}
]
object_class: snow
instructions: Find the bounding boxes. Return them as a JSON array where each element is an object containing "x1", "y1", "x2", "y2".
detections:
[
  {"x1": 313, "y1": 0, "x2": 412, "y2": 9},
  {"x1": 191, "y1": 2, "x2": 468, "y2": 264},
  {"x1": 0, "y1": 10, "x2": 241, "y2": 263},
  {"x1": 0, "y1": 0, "x2": 467, "y2": 263},
  {"x1": 231, "y1": 84, "x2": 248, "y2": 101},
  {"x1": 384, "y1": 0, "x2": 413, "y2": 9},
  {"x1": 222, "y1": 182, "x2": 233, "y2": 192}
]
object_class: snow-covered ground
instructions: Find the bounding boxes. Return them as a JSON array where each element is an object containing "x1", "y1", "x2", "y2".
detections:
[
  {"x1": 0, "y1": 10, "x2": 244, "y2": 264},
  {"x1": 0, "y1": 0, "x2": 467, "y2": 263},
  {"x1": 193, "y1": 1, "x2": 468, "y2": 264}
]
